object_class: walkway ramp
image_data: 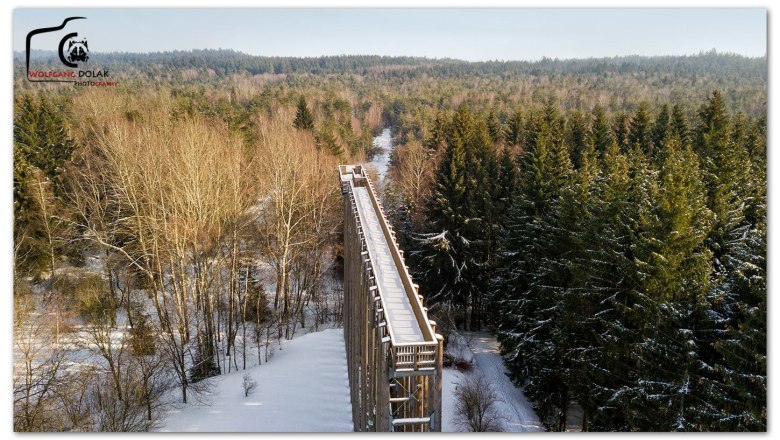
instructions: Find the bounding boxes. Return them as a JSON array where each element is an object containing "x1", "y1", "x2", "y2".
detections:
[{"x1": 338, "y1": 164, "x2": 443, "y2": 432}]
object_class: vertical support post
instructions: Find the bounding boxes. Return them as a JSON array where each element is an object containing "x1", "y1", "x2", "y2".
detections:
[
  {"x1": 379, "y1": 340, "x2": 389, "y2": 431},
  {"x1": 369, "y1": 301, "x2": 376, "y2": 432},
  {"x1": 434, "y1": 334, "x2": 444, "y2": 432},
  {"x1": 363, "y1": 270, "x2": 369, "y2": 431}
]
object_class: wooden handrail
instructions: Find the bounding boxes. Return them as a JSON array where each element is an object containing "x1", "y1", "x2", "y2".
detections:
[
  {"x1": 362, "y1": 177, "x2": 436, "y2": 343},
  {"x1": 338, "y1": 164, "x2": 436, "y2": 345}
]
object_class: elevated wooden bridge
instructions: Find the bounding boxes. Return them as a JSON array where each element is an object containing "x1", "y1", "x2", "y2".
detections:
[{"x1": 338, "y1": 165, "x2": 444, "y2": 432}]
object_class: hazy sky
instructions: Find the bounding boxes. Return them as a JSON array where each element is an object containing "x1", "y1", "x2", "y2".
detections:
[{"x1": 13, "y1": 8, "x2": 766, "y2": 61}]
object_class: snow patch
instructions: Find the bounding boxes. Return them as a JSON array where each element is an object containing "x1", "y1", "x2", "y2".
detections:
[{"x1": 368, "y1": 128, "x2": 393, "y2": 180}]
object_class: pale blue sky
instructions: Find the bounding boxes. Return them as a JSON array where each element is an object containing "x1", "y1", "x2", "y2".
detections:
[{"x1": 13, "y1": 8, "x2": 766, "y2": 61}]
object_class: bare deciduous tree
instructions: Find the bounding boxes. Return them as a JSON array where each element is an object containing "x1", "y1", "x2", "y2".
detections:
[
  {"x1": 390, "y1": 139, "x2": 436, "y2": 229},
  {"x1": 242, "y1": 373, "x2": 258, "y2": 397},
  {"x1": 13, "y1": 291, "x2": 69, "y2": 431},
  {"x1": 254, "y1": 114, "x2": 339, "y2": 341},
  {"x1": 71, "y1": 89, "x2": 255, "y2": 403},
  {"x1": 454, "y1": 374, "x2": 504, "y2": 432}
]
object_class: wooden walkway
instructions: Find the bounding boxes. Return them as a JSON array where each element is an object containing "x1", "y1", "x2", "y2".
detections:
[{"x1": 339, "y1": 164, "x2": 443, "y2": 432}]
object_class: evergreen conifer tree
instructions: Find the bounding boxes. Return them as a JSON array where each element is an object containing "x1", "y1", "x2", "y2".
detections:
[
  {"x1": 496, "y1": 102, "x2": 573, "y2": 430},
  {"x1": 293, "y1": 96, "x2": 315, "y2": 131},
  {"x1": 670, "y1": 103, "x2": 691, "y2": 145},
  {"x1": 590, "y1": 105, "x2": 612, "y2": 159},
  {"x1": 566, "y1": 110, "x2": 588, "y2": 169},
  {"x1": 652, "y1": 103, "x2": 671, "y2": 152},
  {"x1": 695, "y1": 94, "x2": 766, "y2": 431},
  {"x1": 629, "y1": 102, "x2": 653, "y2": 156},
  {"x1": 13, "y1": 94, "x2": 75, "y2": 277},
  {"x1": 505, "y1": 108, "x2": 524, "y2": 146},
  {"x1": 421, "y1": 106, "x2": 471, "y2": 316},
  {"x1": 612, "y1": 112, "x2": 630, "y2": 152},
  {"x1": 486, "y1": 109, "x2": 503, "y2": 144}
]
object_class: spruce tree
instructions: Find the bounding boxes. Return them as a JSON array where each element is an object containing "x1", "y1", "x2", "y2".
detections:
[
  {"x1": 695, "y1": 91, "x2": 749, "y2": 264},
  {"x1": 593, "y1": 145, "x2": 660, "y2": 430},
  {"x1": 495, "y1": 147, "x2": 517, "y2": 222},
  {"x1": 425, "y1": 109, "x2": 449, "y2": 152},
  {"x1": 566, "y1": 110, "x2": 588, "y2": 169},
  {"x1": 466, "y1": 116, "x2": 499, "y2": 328},
  {"x1": 14, "y1": 94, "x2": 74, "y2": 196},
  {"x1": 652, "y1": 103, "x2": 671, "y2": 152},
  {"x1": 543, "y1": 133, "x2": 599, "y2": 430},
  {"x1": 293, "y1": 96, "x2": 315, "y2": 131},
  {"x1": 422, "y1": 105, "x2": 472, "y2": 318},
  {"x1": 505, "y1": 108, "x2": 524, "y2": 146},
  {"x1": 497, "y1": 102, "x2": 573, "y2": 430},
  {"x1": 13, "y1": 94, "x2": 75, "y2": 278},
  {"x1": 575, "y1": 138, "x2": 635, "y2": 430},
  {"x1": 612, "y1": 112, "x2": 630, "y2": 152},
  {"x1": 619, "y1": 140, "x2": 713, "y2": 430},
  {"x1": 590, "y1": 105, "x2": 612, "y2": 159},
  {"x1": 486, "y1": 109, "x2": 503, "y2": 144},
  {"x1": 695, "y1": 96, "x2": 766, "y2": 431},
  {"x1": 704, "y1": 217, "x2": 766, "y2": 430},
  {"x1": 628, "y1": 102, "x2": 653, "y2": 156},
  {"x1": 670, "y1": 103, "x2": 691, "y2": 145},
  {"x1": 741, "y1": 114, "x2": 767, "y2": 227},
  {"x1": 315, "y1": 125, "x2": 343, "y2": 157},
  {"x1": 422, "y1": 127, "x2": 466, "y2": 307}
]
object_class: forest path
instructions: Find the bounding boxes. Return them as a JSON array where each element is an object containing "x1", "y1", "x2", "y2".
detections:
[{"x1": 463, "y1": 331, "x2": 544, "y2": 432}]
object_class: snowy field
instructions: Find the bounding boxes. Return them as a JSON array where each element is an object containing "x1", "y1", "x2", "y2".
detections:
[{"x1": 159, "y1": 329, "x2": 353, "y2": 432}]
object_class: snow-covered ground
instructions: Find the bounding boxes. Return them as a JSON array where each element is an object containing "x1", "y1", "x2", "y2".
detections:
[
  {"x1": 442, "y1": 367, "x2": 468, "y2": 432},
  {"x1": 442, "y1": 332, "x2": 543, "y2": 432},
  {"x1": 158, "y1": 326, "x2": 540, "y2": 432},
  {"x1": 368, "y1": 128, "x2": 393, "y2": 180},
  {"x1": 159, "y1": 329, "x2": 352, "y2": 432}
]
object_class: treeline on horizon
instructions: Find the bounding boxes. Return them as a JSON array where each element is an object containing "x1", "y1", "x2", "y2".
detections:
[{"x1": 17, "y1": 49, "x2": 766, "y2": 81}]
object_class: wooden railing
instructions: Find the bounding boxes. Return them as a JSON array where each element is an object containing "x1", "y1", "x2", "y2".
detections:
[{"x1": 355, "y1": 168, "x2": 437, "y2": 344}]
